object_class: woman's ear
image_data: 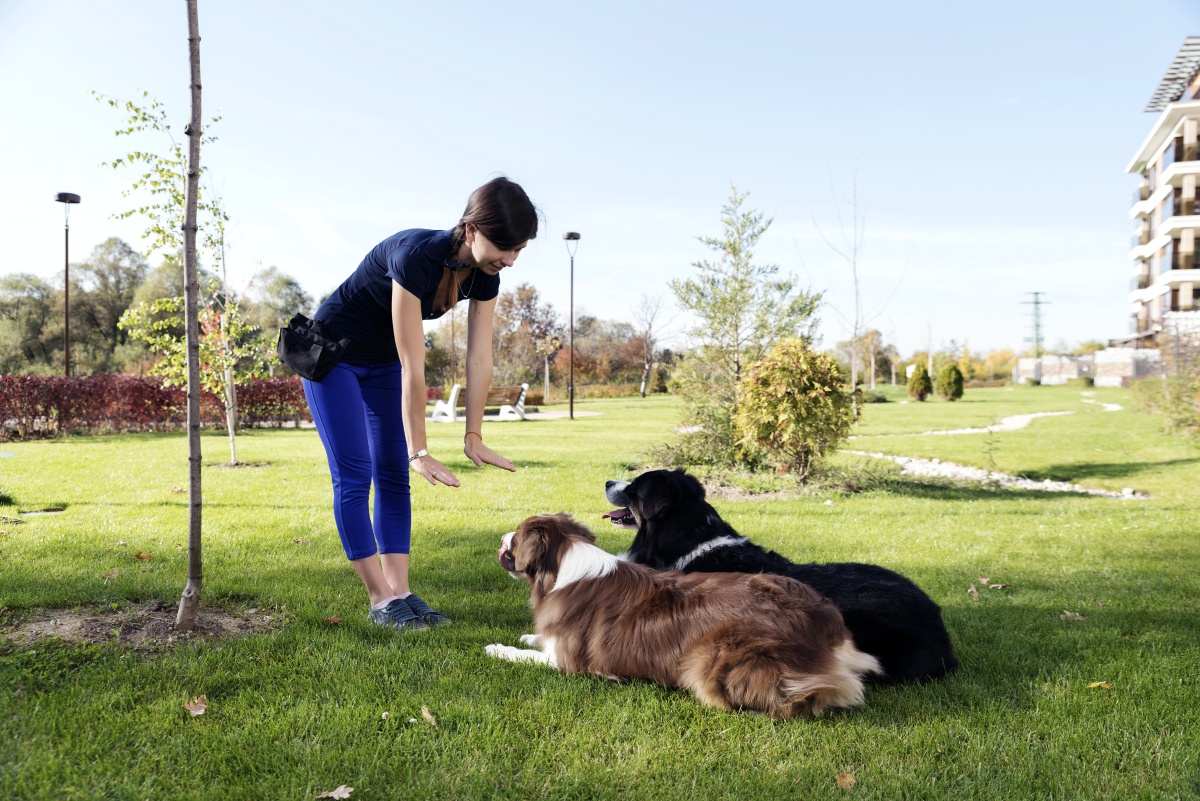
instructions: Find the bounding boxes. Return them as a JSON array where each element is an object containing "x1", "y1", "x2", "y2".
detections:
[{"x1": 464, "y1": 222, "x2": 476, "y2": 247}]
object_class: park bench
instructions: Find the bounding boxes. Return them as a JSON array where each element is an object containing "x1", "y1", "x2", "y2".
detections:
[{"x1": 430, "y1": 382, "x2": 529, "y2": 423}]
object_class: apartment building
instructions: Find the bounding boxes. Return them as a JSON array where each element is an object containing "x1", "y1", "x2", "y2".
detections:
[{"x1": 1126, "y1": 36, "x2": 1200, "y2": 343}]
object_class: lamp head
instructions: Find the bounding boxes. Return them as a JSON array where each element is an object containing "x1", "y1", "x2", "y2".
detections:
[
  {"x1": 563, "y1": 231, "x2": 581, "y2": 241},
  {"x1": 55, "y1": 193, "x2": 81, "y2": 204}
]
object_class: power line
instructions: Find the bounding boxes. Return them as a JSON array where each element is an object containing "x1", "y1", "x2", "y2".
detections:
[{"x1": 1022, "y1": 292, "x2": 1050, "y2": 357}]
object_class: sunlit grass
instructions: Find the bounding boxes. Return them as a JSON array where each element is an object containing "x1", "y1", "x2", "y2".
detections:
[{"x1": 1, "y1": 391, "x2": 1198, "y2": 799}]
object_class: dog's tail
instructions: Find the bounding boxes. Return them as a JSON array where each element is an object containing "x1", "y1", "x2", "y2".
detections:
[{"x1": 778, "y1": 640, "x2": 883, "y2": 717}]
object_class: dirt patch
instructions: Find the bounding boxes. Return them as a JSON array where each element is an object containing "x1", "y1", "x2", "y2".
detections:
[
  {"x1": 211, "y1": 461, "x2": 271, "y2": 469},
  {"x1": 2, "y1": 599, "x2": 282, "y2": 649}
]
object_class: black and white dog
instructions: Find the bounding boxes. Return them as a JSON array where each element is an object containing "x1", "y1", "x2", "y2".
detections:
[{"x1": 604, "y1": 469, "x2": 958, "y2": 684}]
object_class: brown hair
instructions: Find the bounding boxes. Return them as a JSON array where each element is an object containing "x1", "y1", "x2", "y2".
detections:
[{"x1": 450, "y1": 176, "x2": 540, "y2": 254}]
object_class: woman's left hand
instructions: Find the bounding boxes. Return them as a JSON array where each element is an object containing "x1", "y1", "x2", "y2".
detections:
[{"x1": 464, "y1": 432, "x2": 516, "y2": 472}]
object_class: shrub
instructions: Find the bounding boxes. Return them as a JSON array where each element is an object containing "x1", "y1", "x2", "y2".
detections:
[
  {"x1": 907, "y1": 364, "x2": 933, "y2": 401},
  {"x1": 1131, "y1": 375, "x2": 1200, "y2": 437},
  {"x1": 862, "y1": 391, "x2": 889, "y2": 403},
  {"x1": 937, "y1": 364, "x2": 964, "y2": 401},
  {"x1": 732, "y1": 339, "x2": 855, "y2": 482},
  {"x1": 1066, "y1": 376, "x2": 1095, "y2": 388},
  {"x1": 0, "y1": 374, "x2": 310, "y2": 439}
]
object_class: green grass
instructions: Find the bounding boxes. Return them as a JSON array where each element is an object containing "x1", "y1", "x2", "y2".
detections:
[{"x1": 2, "y1": 390, "x2": 1199, "y2": 800}]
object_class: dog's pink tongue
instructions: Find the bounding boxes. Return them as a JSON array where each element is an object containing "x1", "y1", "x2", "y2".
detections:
[{"x1": 601, "y1": 508, "x2": 629, "y2": 519}]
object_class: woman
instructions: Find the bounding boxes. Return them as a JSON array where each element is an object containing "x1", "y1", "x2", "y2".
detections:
[{"x1": 303, "y1": 177, "x2": 539, "y2": 631}]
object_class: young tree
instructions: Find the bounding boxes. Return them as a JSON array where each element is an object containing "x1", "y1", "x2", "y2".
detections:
[
  {"x1": 815, "y1": 170, "x2": 903, "y2": 413},
  {"x1": 631, "y1": 293, "x2": 672, "y2": 398},
  {"x1": 734, "y1": 339, "x2": 855, "y2": 481},
  {"x1": 907, "y1": 363, "x2": 933, "y2": 401},
  {"x1": 669, "y1": 186, "x2": 821, "y2": 466},
  {"x1": 119, "y1": 279, "x2": 264, "y2": 463},
  {"x1": 937, "y1": 363, "x2": 964, "y2": 401},
  {"x1": 179, "y1": 0, "x2": 205, "y2": 632}
]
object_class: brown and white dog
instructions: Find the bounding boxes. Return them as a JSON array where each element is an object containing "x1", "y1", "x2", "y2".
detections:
[{"x1": 486, "y1": 513, "x2": 881, "y2": 718}]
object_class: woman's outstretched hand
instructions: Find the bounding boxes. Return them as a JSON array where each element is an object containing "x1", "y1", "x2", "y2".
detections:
[
  {"x1": 464, "y1": 432, "x2": 516, "y2": 472},
  {"x1": 410, "y1": 454, "x2": 461, "y2": 487}
]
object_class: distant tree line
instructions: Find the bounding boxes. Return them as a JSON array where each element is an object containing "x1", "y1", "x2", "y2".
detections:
[{"x1": 1, "y1": 237, "x2": 674, "y2": 399}]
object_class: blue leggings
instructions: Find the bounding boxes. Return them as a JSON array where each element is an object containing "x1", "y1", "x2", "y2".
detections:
[{"x1": 303, "y1": 361, "x2": 412, "y2": 560}]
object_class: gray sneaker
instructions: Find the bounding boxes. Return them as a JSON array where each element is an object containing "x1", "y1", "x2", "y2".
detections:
[
  {"x1": 405, "y1": 593, "x2": 450, "y2": 626},
  {"x1": 367, "y1": 598, "x2": 428, "y2": 631}
]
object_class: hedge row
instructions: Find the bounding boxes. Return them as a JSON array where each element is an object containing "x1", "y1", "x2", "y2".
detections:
[{"x1": 0, "y1": 374, "x2": 311, "y2": 439}]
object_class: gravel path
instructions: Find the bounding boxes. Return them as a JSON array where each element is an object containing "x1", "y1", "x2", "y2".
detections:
[
  {"x1": 843, "y1": 450, "x2": 1146, "y2": 499},
  {"x1": 849, "y1": 410, "x2": 1076, "y2": 439}
]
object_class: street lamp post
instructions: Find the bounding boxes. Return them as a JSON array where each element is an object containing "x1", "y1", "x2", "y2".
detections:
[
  {"x1": 55, "y1": 193, "x2": 81, "y2": 376},
  {"x1": 563, "y1": 232, "x2": 581, "y2": 420}
]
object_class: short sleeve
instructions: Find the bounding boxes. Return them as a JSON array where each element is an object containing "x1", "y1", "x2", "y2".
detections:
[
  {"x1": 385, "y1": 246, "x2": 433, "y2": 299},
  {"x1": 470, "y1": 272, "x2": 502, "y2": 302}
]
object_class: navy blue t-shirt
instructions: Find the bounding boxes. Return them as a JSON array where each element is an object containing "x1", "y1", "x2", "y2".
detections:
[{"x1": 314, "y1": 228, "x2": 501, "y2": 365}]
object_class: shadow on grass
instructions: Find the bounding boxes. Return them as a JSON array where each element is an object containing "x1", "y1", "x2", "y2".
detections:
[
  {"x1": 0, "y1": 490, "x2": 14, "y2": 506},
  {"x1": 1018, "y1": 457, "x2": 1200, "y2": 483}
]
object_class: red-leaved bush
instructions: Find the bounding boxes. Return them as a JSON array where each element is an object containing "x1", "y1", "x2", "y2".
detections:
[{"x1": 0, "y1": 374, "x2": 312, "y2": 439}]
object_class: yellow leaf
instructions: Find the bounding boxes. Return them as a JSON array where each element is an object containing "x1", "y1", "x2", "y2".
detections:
[
  {"x1": 1088, "y1": 681, "x2": 1113, "y2": 689},
  {"x1": 134, "y1": 551, "x2": 153, "y2": 561},
  {"x1": 170, "y1": 486, "x2": 184, "y2": 494},
  {"x1": 315, "y1": 786, "x2": 354, "y2": 799},
  {"x1": 184, "y1": 695, "x2": 208, "y2": 716},
  {"x1": 836, "y1": 773, "x2": 856, "y2": 789},
  {"x1": 324, "y1": 616, "x2": 342, "y2": 625},
  {"x1": 967, "y1": 584, "x2": 980, "y2": 602},
  {"x1": 421, "y1": 706, "x2": 438, "y2": 728}
]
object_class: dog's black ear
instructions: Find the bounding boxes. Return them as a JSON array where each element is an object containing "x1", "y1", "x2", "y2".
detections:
[
  {"x1": 674, "y1": 468, "x2": 706, "y2": 501},
  {"x1": 636, "y1": 471, "x2": 679, "y2": 521}
]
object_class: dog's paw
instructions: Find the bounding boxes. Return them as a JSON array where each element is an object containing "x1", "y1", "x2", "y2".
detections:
[
  {"x1": 518, "y1": 633, "x2": 542, "y2": 647},
  {"x1": 484, "y1": 643, "x2": 509, "y2": 659}
]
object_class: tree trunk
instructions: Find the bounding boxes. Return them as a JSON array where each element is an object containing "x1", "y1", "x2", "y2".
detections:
[
  {"x1": 224, "y1": 366, "x2": 237, "y2": 465},
  {"x1": 869, "y1": 350, "x2": 876, "y2": 390},
  {"x1": 176, "y1": 0, "x2": 204, "y2": 632},
  {"x1": 543, "y1": 354, "x2": 550, "y2": 403},
  {"x1": 640, "y1": 361, "x2": 650, "y2": 398}
]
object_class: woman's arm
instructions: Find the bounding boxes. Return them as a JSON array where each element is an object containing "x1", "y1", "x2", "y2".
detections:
[
  {"x1": 392, "y1": 280, "x2": 459, "y2": 487},
  {"x1": 463, "y1": 296, "x2": 515, "y2": 472}
]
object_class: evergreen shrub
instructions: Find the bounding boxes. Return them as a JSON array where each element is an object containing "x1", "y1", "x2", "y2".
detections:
[
  {"x1": 938, "y1": 364, "x2": 965, "y2": 401},
  {"x1": 732, "y1": 339, "x2": 854, "y2": 481},
  {"x1": 907, "y1": 364, "x2": 933, "y2": 401}
]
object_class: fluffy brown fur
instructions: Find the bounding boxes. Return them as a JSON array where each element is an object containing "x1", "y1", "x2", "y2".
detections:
[{"x1": 491, "y1": 513, "x2": 881, "y2": 718}]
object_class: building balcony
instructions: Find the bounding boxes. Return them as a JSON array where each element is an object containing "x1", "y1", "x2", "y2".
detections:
[{"x1": 1126, "y1": 100, "x2": 1200, "y2": 174}]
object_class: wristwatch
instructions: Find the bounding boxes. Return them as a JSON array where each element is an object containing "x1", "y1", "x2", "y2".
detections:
[{"x1": 408, "y1": 448, "x2": 429, "y2": 463}]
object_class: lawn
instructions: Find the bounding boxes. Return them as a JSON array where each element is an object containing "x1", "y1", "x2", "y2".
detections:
[{"x1": 1, "y1": 388, "x2": 1198, "y2": 800}]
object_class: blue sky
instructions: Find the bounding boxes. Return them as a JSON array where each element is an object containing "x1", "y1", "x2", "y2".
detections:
[{"x1": 1, "y1": 0, "x2": 1197, "y2": 355}]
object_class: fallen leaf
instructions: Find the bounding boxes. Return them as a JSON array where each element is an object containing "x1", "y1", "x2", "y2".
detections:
[
  {"x1": 102, "y1": 570, "x2": 118, "y2": 580},
  {"x1": 421, "y1": 706, "x2": 438, "y2": 728},
  {"x1": 1088, "y1": 681, "x2": 1113, "y2": 689},
  {"x1": 134, "y1": 551, "x2": 153, "y2": 561},
  {"x1": 967, "y1": 584, "x2": 980, "y2": 602},
  {"x1": 175, "y1": 543, "x2": 184, "y2": 551},
  {"x1": 324, "y1": 616, "x2": 342, "y2": 625},
  {"x1": 977, "y1": 576, "x2": 990, "y2": 584},
  {"x1": 381, "y1": 712, "x2": 390, "y2": 720},
  {"x1": 170, "y1": 486, "x2": 184, "y2": 494},
  {"x1": 316, "y1": 786, "x2": 354, "y2": 799},
  {"x1": 988, "y1": 584, "x2": 1012, "y2": 590},
  {"x1": 1060, "y1": 610, "x2": 1086, "y2": 621},
  {"x1": 116, "y1": 540, "x2": 127, "y2": 546},
  {"x1": 292, "y1": 538, "x2": 311, "y2": 545},
  {"x1": 836, "y1": 773, "x2": 856, "y2": 789},
  {"x1": 0, "y1": 531, "x2": 7, "y2": 537},
  {"x1": 184, "y1": 695, "x2": 208, "y2": 716},
  {"x1": 823, "y1": 499, "x2": 835, "y2": 506},
  {"x1": 408, "y1": 718, "x2": 418, "y2": 724}
]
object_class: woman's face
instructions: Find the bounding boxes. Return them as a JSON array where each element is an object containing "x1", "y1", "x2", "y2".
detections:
[{"x1": 467, "y1": 226, "x2": 527, "y2": 276}]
